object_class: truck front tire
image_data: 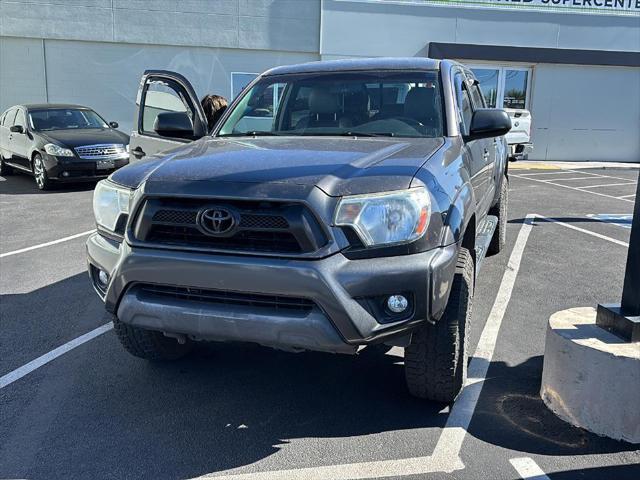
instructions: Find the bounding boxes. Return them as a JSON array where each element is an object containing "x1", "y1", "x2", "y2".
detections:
[
  {"x1": 111, "y1": 314, "x2": 193, "y2": 361},
  {"x1": 404, "y1": 247, "x2": 474, "y2": 403}
]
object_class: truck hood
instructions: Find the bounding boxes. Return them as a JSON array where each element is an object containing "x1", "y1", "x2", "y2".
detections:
[{"x1": 111, "y1": 136, "x2": 444, "y2": 197}]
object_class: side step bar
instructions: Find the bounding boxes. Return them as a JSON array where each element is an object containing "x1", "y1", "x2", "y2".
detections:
[{"x1": 474, "y1": 215, "x2": 498, "y2": 277}]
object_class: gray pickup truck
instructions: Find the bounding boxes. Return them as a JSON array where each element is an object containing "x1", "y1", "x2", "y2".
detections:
[{"x1": 87, "y1": 58, "x2": 511, "y2": 402}]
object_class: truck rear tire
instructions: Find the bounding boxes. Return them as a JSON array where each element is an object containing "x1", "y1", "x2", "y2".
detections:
[
  {"x1": 404, "y1": 247, "x2": 473, "y2": 403},
  {"x1": 488, "y1": 175, "x2": 508, "y2": 255},
  {"x1": 111, "y1": 314, "x2": 193, "y2": 361}
]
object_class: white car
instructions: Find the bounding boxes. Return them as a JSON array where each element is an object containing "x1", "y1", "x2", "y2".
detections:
[{"x1": 505, "y1": 108, "x2": 533, "y2": 161}]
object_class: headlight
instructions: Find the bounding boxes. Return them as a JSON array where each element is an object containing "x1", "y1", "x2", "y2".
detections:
[
  {"x1": 125, "y1": 144, "x2": 130, "y2": 153},
  {"x1": 335, "y1": 188, "x2": 430, "y2": 247},
  {"x1": 44, "y1": 143, "x2": 74, "y2": 157},
  {"x1": 93, "y1": 180, "x2": 132, "y2": 233}
]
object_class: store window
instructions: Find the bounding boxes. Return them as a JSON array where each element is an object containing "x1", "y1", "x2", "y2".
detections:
[
  {"x1": 503, "y1": 70, "x2": 529, "y2": 109},
  {"x1": 231, "y1": 72, "x2": 258, "y2": 99},
  {"x1": 470, "y1": 66, "x2": 531, "y2": 110}
]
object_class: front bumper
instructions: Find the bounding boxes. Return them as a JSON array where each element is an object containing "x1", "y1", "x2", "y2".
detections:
[
  {"x1": 43, "y1": 153, "x2": 129, "y2": 181},
  {"x1": 87, "y1": 233, "x2": 457, "y2": 354}
]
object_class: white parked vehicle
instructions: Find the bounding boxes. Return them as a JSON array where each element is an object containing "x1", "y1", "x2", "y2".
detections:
[{"x1": 505, "y1": 108, "x2": 533, "y2": 161}]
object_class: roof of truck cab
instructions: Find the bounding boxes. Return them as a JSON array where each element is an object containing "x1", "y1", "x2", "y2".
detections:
[{"x1": 263, "y1": 57, "x2": 441, "y2": 76}]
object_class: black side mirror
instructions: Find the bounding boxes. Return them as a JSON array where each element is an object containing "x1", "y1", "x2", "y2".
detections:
[
  {"x1": 109, "y1": 121, "x2": 119, "y2": 129},
  {"x1": 9, "y1": 125, "x2": 24, "y2": 134},
  {"x1": 154, "y1": 111, "x2": 195, "y2": 139},
  {"x1": 465, "y1": 109, "x2": 511, "y2": 141}
]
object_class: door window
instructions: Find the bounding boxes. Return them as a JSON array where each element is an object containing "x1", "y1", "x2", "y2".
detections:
[
  {"x1": 141, "y1": 79, "x2": 191, "y2": 134},
  {"x1": 471, "y1": 68, "x2": 499, "y2": 108},
  {"x1": 470, "y1": 66, "x2": 531, "y2": 110},
  {"x1": 469, "y1": 83, "x2": 486, "y2": 109},
  {"x1": 454, "y1": 73, "x2": 473, "y2": 136},
  {"x1": 14, "y1": 109, "x2": 26, "y2": 129}
]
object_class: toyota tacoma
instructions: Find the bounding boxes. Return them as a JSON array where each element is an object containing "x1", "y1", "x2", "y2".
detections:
[{"x1": 87, "y1": 58, "x2": 511, "y2": 402}]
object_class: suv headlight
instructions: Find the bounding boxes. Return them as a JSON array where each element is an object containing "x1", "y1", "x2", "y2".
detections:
[
  {"x1": 93, "y1": 180, "x2": 132, "y2": 233},
  {"x1": 335, "y1": 188, "x2": 430, "y2": 247},
  {"x1": 44, "y1": 143, "x2": 74, "y2": 157}
]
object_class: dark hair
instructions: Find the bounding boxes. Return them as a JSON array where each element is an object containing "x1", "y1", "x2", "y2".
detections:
[{"x1": 200, "y1": 94, "x2": 228, "y2": 132}]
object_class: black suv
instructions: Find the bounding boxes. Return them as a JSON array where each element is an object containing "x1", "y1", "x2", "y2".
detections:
[{"x1": 87, "y1": 58, "x2": 511, "y2": 402}]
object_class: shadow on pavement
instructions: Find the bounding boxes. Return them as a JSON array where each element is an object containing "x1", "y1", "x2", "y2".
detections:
[
  {"x1": 469, "y1": 355, "x2": 638, "y2": 457},
  {"x1": 0, "y1": 172, "x2": 96, "y2": 195},
  {"x1": 2, "y1": 273, "x2": 637, "y2": 480},
  {"x1": 1, "y1": 273, "x2": 448, "y2": 479}
]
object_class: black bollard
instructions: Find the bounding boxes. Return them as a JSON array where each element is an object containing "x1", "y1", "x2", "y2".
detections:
[{"x1": 596, "y1": 169, "x2": 640, "y2": 342}]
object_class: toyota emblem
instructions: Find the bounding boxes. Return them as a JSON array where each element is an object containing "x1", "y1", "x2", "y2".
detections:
[{"x1": 197, "y1": 207, "x2": 237, "y2": 236}]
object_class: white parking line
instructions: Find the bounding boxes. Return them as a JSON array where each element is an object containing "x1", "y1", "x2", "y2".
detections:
[
  {"x1": 533, "y1": 215, "x2": 629, "y2": 247},
  {"x1": 620, "y1": 194, "x2": 636, "y2": 199},
  {"x1": 0, "y1": 230, "x2": 95, "y2": 258},
  {"x1": 0, "y1": 322, "x2": 113, "y2": 389},
  {"x1": 512, "y1": 174, "x2": 635, "y2": 203},
  {"x1": 578, "y1": 182, "x2": 635, "y2": 189},
  {"x1": 509, "y1": 457, "x2": 551, "y2": 480},
  {"x1": 192, "y1": 217, "x2": 536, "y2": 479}
]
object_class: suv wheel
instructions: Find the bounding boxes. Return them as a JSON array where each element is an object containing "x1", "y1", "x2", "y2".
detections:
[
  {"x1": 32, "y1": 153, "x2": 52, "y2": 190},
  {"x1": 404, "y1": 247, "x2": 473, "y2": 403},
  {"x1": 487, "y1": 175, "x2": 508, "y2": 255},
  {"x1": 0, "y1": 154, "x2": 13, "y2": 176},
  {"x1": 111, "y1": 314, "x2": 194, "y2": 361}
]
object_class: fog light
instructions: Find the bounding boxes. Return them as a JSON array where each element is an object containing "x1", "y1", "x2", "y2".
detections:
[
  {"x1": 62, "y1": 171, "x2": 70, "y2": 177},
  {"x1": 97, "y1": 269, "x2": 109, "y2": 287},
  {"x1": 387, "y1": 295, "x2": 408, "y2": 313}
]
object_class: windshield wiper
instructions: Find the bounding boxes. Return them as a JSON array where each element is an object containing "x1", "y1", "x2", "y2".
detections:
[
  {"x1": 218, "y1": 131, "x2": 281, "y2": 137},
  {"x1": 342, "y1": 131, "x2": 395, "y2": 138},
  {"x1": 288, "y1": 131, "x2": 396, "y2": 138}
]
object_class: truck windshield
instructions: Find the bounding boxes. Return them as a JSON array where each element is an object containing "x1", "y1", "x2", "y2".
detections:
[
  {"x1": 218, "y1": 71, "x2": 444, "y2": 138},
  {"x1": 29, "y1": 108, "x2": 108, "y2": 131}
]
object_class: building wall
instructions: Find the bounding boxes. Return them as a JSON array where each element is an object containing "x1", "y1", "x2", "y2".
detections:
[
  {"x1": 0, "y1": 0, "x2": 320, "y2": 53},
  {"x1": 0, "y1": 0, "x2": 321, "y2": 133},
  {"x1": 321, "y1": 0, "x2": 640, "y2": 57},
  {"x1": 321, "y1": 0, "x2": 640, "y2": 162},
  {"x1": 0, "y1": 36, "x2": 318, "y2": 134}
]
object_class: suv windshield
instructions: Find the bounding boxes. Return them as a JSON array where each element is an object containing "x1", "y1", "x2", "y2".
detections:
[
  {"x1": 218, "y1": 71, "x2": 444, "y2": 138},
  {"x1": 29, "y1": 108, "x2": 108, "y2": 131}
]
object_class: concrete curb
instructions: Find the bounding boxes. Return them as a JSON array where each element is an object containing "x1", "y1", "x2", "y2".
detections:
[
  {"x1": 540, "y1": 307, "x2": 640, "y2": 444},
  {"x1": 515, "y1": 161, "x2": 640, "y2": 170}
]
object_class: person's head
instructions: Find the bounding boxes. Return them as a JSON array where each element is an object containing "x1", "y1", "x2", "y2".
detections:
[{"x1": 200, "y1": 94, "x2": 228, "y2": 132}]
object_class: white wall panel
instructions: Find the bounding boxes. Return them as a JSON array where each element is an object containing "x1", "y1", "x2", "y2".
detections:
[
  {"x1": 38, "y1": 39, "x2": 318, "y2": 134},
  {"x1": 530, "y1": 64, "x2": 640, "y2": 162},
  {"x1": 0, "y1": 37, "x2": 47, "y2": 111}
]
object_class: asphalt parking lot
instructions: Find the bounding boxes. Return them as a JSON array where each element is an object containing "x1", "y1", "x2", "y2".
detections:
[{"x1": 1, "y1": 163, "x2": 639, "y2": 480}]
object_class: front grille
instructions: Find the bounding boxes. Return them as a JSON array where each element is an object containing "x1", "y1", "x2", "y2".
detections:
[
  {"x1": 75, "y1": 144, "x2": 126, "y2": 160},
  {"x1": 138, "y1": 284, "x2": 315, "y2": 313},
  {"x1": 146, "y1": 226, "x2": 301, "y2": 253},
  {"x1": 133, "y1": 198, "x2": 327, "y2": 255}
]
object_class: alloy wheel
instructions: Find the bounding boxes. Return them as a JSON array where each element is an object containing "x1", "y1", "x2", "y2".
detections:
[{"x1": 33, "y1": 156, "x2": 45, "y2": 189}]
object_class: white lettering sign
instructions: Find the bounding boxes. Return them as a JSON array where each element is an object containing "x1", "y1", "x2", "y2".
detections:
[{"x1": 368, "y1": 0, "x2": 640, "y2": 16}]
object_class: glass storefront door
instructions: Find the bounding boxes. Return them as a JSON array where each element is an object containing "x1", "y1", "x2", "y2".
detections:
[{"x1": 469, "y1": 65, "x2": 532, "y2": 110}]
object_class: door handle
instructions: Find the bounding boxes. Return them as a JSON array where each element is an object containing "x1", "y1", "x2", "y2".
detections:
[{"x1": 131, "y1": 146, "x2": 146, "y2": 159}]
